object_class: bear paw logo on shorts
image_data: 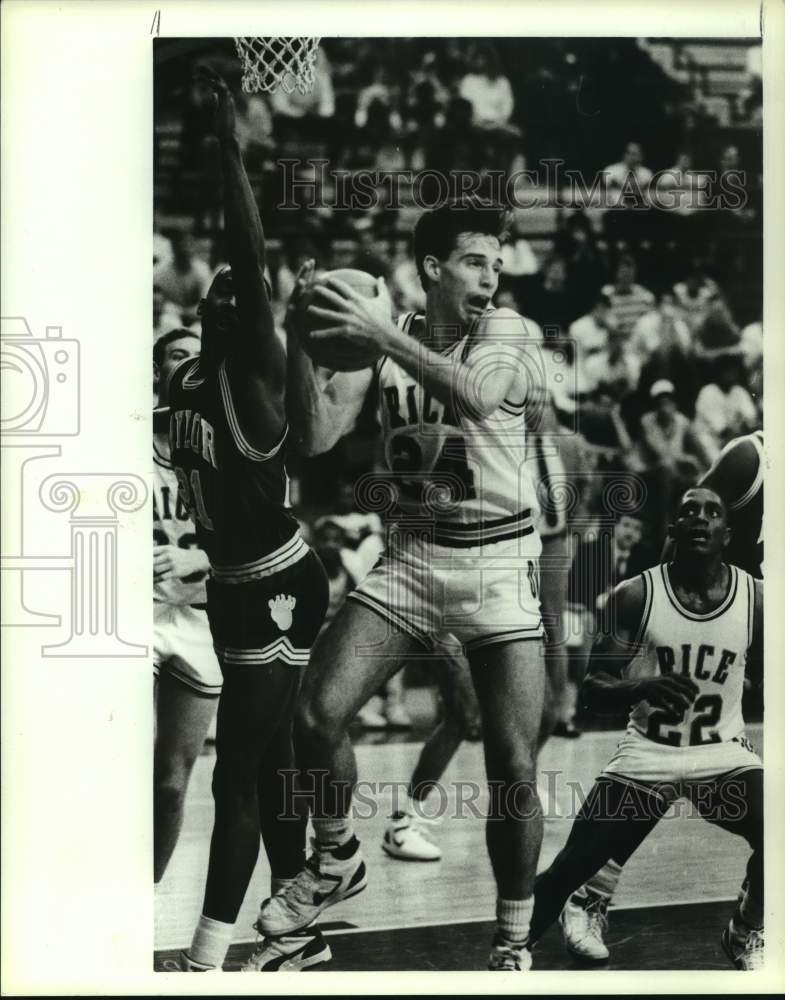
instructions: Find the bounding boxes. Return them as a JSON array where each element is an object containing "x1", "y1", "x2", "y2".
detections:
[{"x1": 269, "y1": 593, "x2": 296, "y2": 631}]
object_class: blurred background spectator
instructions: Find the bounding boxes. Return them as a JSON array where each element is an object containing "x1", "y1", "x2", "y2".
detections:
[{"x1": 153, "y1": 36, "x2": 763, "y2": 726}]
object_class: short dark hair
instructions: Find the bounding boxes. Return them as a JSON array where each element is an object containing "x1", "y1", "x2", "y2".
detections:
[
  {"x1": 153, "y1": 327, "x2": 200, "y2": 367},
  {"x1": 413, "y1": 198, "x2": 510, "y2": 290}
]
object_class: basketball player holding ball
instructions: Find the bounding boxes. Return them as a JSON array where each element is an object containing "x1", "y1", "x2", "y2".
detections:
[
  {"x1": 264, "y1": 199, "x2": 548, "y2": 971},
  {"x1": 169, "y1": 68, "x2": 330, "y2": 973}
]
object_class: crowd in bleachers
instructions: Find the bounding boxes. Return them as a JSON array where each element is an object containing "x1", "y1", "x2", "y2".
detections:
[{"x1": 153, "y1": 36, "x2": 762, "y2": 622}]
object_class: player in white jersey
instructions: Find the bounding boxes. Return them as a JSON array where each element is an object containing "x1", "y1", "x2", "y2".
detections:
[
  {"x1": 528, "y1": 486, "x2": 764, "y2": 970},
  {"x1": 153, "y1": 328, "x2": 222, "y2": 883},
  {"x1": 261, "y1": 198, "x2": 547, "y2": 970},
  {"x1": 562, "y1": 429, "x2": 764, "y2": 961}
]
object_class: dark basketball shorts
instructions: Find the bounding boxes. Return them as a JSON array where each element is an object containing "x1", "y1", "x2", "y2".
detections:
[{"x1": 206, "y1": 549, "x2": 328, "y2": 670}]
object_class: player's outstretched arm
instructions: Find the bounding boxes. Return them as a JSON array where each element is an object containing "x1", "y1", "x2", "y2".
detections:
[
  {"x1": 285, "y1": 262, "x2": 373, "y2": 456},
  {"x1": 309, "y1": 283, "x2": 526, "y2": 421},
  {"x1": 198, "y1": 65, "x2": 285, "y2": 451},
  {"x1": 582, "y1": 576, "x2": 699, "y2": 715}
]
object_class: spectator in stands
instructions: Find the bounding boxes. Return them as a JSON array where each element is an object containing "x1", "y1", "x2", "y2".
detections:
[
  {"x1": 692, "y1": 297, "x2": 742, "y2": 361},
  {"x1": 637, "y1": 380, "x2": 712, "y2": 533},
  {"x1": 629, "y1": 290, "x2": 691, "y2": 370},
  {"x1": 603, "y1": 141, "x2": 653, "y2": 205},
  {"x1": 601, "y1": 254, "x2": 655, "y2": 338},
  {"x1": 693, "y1": 353, "x2": 759, "y2": 461},
  {"x1": 355, "y1": 66, "x2": 403, "y2": 132},
  {"x1": 554, "y1": 210, "x2": 608, "y2": 317},
  {"x1": 153, "y1": 231, "x2": 212, "y2": 318},
  {"x1": 568, "y1": 292, "x2": 615, "y2": 396},
  {"x1": 459, "y1": 42, "x2": 515, "y2": 130},
  {"x1": 672, "y1": 262, "x2": 721, "y2": 334},
  {"x1": 270, "y1": 46, "x2": 335, "y2": 140},
  {"x1": 349, "y1": 218, "x2": 391, "y2": 279},
  {"x1": 458, "y1": 42, "x2": 522, "y2": 173},
  {"x1": 521, "y1": 254, "x2": 577, "y2": 334},
  {"x1": 499, "y1": 213, "x2": 538, "y2": 304},
  {"x1": 153, "y1": 284, "x2": 183, "y2": 343}
]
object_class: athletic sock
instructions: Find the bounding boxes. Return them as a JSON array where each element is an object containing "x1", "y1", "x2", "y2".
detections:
[
  {"x1": 312, "y1": 817, "x2": 355, "y2": 849},
  {"x1": 585, "y1": 859, "x2": 622, "y2": 900},
  {"x1": 188, "y1": 913, "x2": 235, "y2": 969},
  {"x1": 496, "y1": 896, "x2": 534, "y2": 947}
]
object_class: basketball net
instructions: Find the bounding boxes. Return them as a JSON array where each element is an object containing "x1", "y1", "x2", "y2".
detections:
[{"x1": 233, "y1": 37, "x2": 321, "y2": 95}]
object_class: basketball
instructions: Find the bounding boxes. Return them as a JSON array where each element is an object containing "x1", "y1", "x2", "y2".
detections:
[{"x1": 297, "y1": 268, "x2": 388, "y2": 372}]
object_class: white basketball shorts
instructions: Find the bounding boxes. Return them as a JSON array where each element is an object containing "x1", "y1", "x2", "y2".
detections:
[
  {"x1": 154, "y1": 601, "x2": 222, "y2": 696},
  {"x1": 349, "y1": 529, "x2": 544, "y2": 654},
  {"x1": 602, "y1": 727, "x2": 762, "y2": 788}
]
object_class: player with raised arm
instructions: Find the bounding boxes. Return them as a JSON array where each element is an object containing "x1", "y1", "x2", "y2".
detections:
[
  {"x1": 262, "y1": 199, "x2": 548, "y2": 971},
  {"x1": 168, "y1": 68, "x2": 329, "y2": 973},
  {"x1": 560, "y1": 430, "x2": 763, "y2": 961},
  {"x1": 528, "y1": 486, "x2": 764, "y2": 970},
  {"x1": 153, "y1": 329, "x2": 221, "y2": 885}
]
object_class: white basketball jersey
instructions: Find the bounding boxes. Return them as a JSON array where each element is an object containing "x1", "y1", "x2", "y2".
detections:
[
  {"x1": 376, "y1": 311, "x2": 539, "y2": 545},
  {"x1": 625, "y1": 563, "x2": 755, "y2": 746},
  {"x1": 154, "y1": 406, "x2": 207, "y2": 606}
]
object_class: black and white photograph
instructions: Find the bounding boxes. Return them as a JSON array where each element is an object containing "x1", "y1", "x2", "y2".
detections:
[
  {"x1": 151, "y1": 30, "x2": 768, "y2": 973},
  {"x1": 2, "y1": 1, "x2": 784, "y2": 994}
]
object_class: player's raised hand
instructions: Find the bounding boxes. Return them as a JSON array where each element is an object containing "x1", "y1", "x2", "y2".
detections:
[
  {"x1": 284, "y1": 259, "x2": 317, "y2": 337},
  {"x1": 194, "y1": 64, "x2": 236, "y2": 141},
  {"x1": 307, "y1": 274, "x2": 394, "y2": 352}
]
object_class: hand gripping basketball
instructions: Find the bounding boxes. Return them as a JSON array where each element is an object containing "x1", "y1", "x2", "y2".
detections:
[{"x1": 296, "y1": 269, "x2": 392, "y2": 372}]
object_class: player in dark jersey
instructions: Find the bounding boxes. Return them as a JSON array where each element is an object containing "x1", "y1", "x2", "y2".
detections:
[
  {"x1": 169, "y1": 68, "x2": 329, "y2": 973},
  {"x1": 560, "y1": 430, "x2": 764, "y2": 961}
]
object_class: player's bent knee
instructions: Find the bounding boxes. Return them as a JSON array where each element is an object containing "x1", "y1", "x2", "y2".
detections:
[{"x1": 294, "y1": 697, "x2": 347, "y2": 750}]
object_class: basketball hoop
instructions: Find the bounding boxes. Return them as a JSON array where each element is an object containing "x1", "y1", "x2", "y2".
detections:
[{"x1": 233, "y1": 37, "x2": 321, "y2": 95}]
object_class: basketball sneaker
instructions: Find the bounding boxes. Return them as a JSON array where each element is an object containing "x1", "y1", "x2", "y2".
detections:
[
  {"x1": 241, "y1": 923, "x2": 331, "y2": 972},
  {"x1": 382, "y1": 811, "x2": 441, "y2": 861},
  {"x1": 559, "y1": 890, "x2": 610, "y2": 962},
  {"x1": 722, "y1": 917, "x2": 765, "y2": 970},
  {"x1": 258, "y1": 836, "x2": 367, "y2": 936},
  {"x1": 487, "y1": 934, "x2": 533, "y2": 971},
  {"x1": 176, "y1": 951, "x2": 221, "y2": 972}
]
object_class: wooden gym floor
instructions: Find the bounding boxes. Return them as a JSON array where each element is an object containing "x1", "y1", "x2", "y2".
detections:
[{"x1": 154, "y1": 722, "x2": 762, "y2": 972}]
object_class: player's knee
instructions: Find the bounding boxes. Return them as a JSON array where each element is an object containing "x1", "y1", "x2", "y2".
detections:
[
  {"x1": 487, "y1": 742, "x2": 537, "y2": 784},
  {"x1": 154, "y1": 755, "x2": 196, "y2": 810},
  {"x1": 294, "y1": 696, "x2": 345, "y2": 750}
]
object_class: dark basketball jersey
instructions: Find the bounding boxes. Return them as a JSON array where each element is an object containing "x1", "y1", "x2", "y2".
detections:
[
  {"x1": 699, "y1": 431, "x2": 763, "y2": 577},
  {"x1": 167, "y1": 356, "x2": 303, "y2": 578}
]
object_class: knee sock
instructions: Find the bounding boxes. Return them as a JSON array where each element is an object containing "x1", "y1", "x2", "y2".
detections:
[
  {"x1": 582, "y1": 859, "x2": 623, "y2": 901},
  {"x1": 496, "y1": 896, "x2": 534, "y2": 947},
  {"x1": 188, "y1": 913, "x2": 235, "y2": 969},
  {"x1": 312, "y1": 816, "x2": 354, "y2": 849}
]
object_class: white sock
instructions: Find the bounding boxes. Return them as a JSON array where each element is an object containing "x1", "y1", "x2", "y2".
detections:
[
  {"x1": 585, "y1": 860, "x2": 623, "y2": 900},
  {"x1": 188, "y1": 913, "x2": 235, "y2": 969},
  {"x1": 312, "y1": 816, "x2": 354, "y2": 848},
  {"x1": 496, "y1": 896, "x2": 534, "y2": 947}
]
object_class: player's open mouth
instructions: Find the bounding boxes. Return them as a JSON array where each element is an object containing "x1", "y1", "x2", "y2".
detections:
[
  {"x1": 688, "y1": 530, "x2": 710, "y2": 542},
  {"x1": 467, "y1": 296, "x2": 490, "y2": 312}
]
